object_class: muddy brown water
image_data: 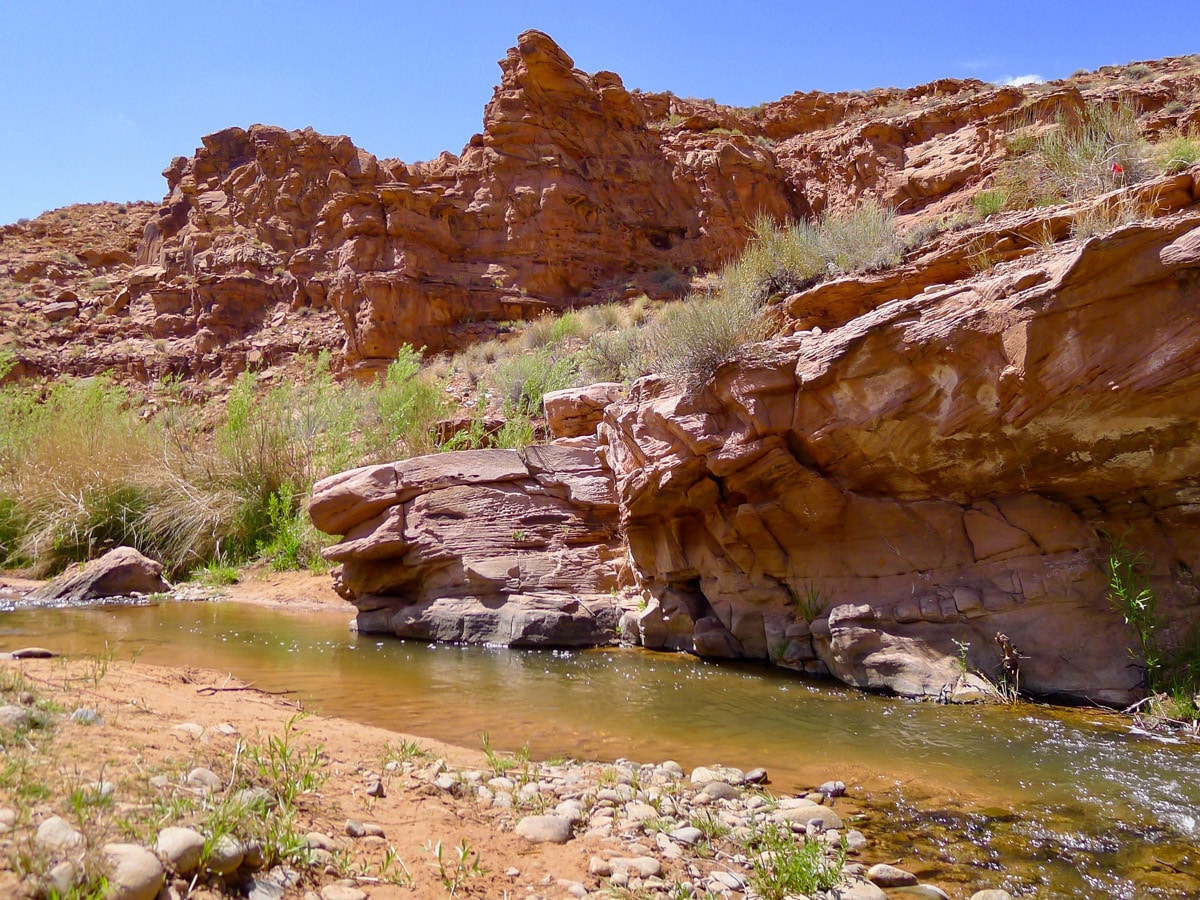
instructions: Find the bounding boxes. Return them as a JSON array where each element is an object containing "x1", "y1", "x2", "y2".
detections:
[{"x1": 2, "y1": 597, "x2": 1198, "y2": 897}]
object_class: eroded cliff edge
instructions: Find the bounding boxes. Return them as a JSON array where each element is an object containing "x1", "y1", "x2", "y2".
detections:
[{"x1": 313, "y1": 178, "x2": 1200, "y2": 705}]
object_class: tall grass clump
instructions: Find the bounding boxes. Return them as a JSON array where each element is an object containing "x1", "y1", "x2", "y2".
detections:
[
  {"x1": 1154, "y1": 133, "x2": 1200, "y2": 175},
  {"x1": 722, "y1": 203, "x2": 902, "y2": 307},
  {"x1": 0, "y1": 376, "x2": 175, "y2": 574},
  {"x1": 997, "y1": 101, "x2": 1151, "y2": 210},
  {"x1": 0, "y1": 346, "x2": 449, "y2": 577}
]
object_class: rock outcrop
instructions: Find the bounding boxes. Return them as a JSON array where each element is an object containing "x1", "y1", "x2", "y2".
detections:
[
  {"x1": 313, "y1": 171, "x2": 1200, "y2": 704},
  {"x1": 601, "y1": 195, "x2": 1200, "y2": 705},
  {"x1": 121, "y1": 30, "x2": 801, "y2": 378},
  {"x1": 309, "y1": 447, "x2": 625, "y2": 646}
]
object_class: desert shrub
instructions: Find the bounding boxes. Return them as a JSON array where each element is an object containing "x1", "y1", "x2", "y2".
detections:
[
  {"x1": 998, "y1": 102, "x2": 1151, "y2": 211},
  {"x1": 488, "y1": 347, "x2": 578, "y2": 416},
  {"x1": 724, "y1": 203, "x2": 902, "y2": 307},
  {"x1": 722, "y1": 214, "x2": 824, "y2": 304},
  {"x1": 902, "y1": 217, "x2": 947, "y2": 252},
  {"x1": 0, "y1": 377, "x2": 175, "y2": 573},
  {"x1": 635, "y1": 202, "x2": 901, "y2": 387},
  {"x1": 818, "y1": 200, "x2": 904, "y2": 273},
  {"x1": 578, "y1": 328, "x2": 643, "y2": 383},
  {"x1": 638, "y1": 289, "x2": 768, "y2": 387},
  {"x1": 367, "y1": 346, "x2": 449, "y2": 460},
  {"x1": 0, "y1": 346, "x2": 450, "y2": 576}
]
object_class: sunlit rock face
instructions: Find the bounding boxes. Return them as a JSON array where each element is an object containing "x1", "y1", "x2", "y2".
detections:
[
  {"x1": 600, "y1": 208, "x2": 1200, "y2": 706},
  {"x1": 309, "y1": 447, "x2": 626, "y2": 647}
]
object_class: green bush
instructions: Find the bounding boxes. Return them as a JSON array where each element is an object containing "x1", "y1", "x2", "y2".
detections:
[
  {"x1": 488, "y1": 347, "x2": 578, "y2": 416},
  {"x1": 747, "y1": 822, "x2": 845, "y2": 899},
  {"x1": 369, "y1": 345, "x2": 449, "y2": 459},
  {"x1": 721, "y1": 215, "x2": 824, "y2": 305}
]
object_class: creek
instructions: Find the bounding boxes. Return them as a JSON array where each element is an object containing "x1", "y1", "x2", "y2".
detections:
[{"x1": 1, "y1": 597, "x2": 1198, "y2": 898}]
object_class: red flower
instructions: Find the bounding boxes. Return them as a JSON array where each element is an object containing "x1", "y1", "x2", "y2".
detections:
[{"x1": 1112, "y1": 162, "x2": 1125, "y2": 174}]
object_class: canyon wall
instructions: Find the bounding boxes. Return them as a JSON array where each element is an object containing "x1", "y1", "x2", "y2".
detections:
[
  {"x1": 9, "y1": 33, "x2": 1196, "y2": 387},
  {"x1": 313, "y1": 184, "x2": 1200, "y2": 704}
]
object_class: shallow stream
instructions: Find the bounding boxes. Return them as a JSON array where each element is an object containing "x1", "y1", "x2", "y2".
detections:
[{"x1": 2, "y1": 598, "x2": 1198, "y2": 897}]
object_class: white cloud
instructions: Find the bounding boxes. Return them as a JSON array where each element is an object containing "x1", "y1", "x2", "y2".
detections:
[{"x1": 1001, "y1": 74, "x2": 1045, "y2": 87}]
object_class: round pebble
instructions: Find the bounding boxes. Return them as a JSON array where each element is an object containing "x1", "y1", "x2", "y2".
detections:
[
  {"x1": 156, "y1": 827, "x2": 205, "y2": 874},
  {"x1": 102, "y1": 843, "x2": 165, "y2": 900}
]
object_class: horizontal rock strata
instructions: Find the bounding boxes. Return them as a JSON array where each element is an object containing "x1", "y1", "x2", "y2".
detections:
[
  {"x1": 309, "y1": 447, "x2": 625, "y2": 646},
  {"x1": 600, "y1": 209, "x2": 1200, "y2": 705}
]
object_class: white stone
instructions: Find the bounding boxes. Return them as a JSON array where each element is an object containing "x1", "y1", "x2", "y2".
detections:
[
  {"x1": 156, "y1": 827, "x2": 205, "y2": 874},
  {"x1": 102, "y1": 843, "x2": 165, "y2": 900},
  {"x1": 36, "y1": 816, "x2": 83, "y2": 852}
]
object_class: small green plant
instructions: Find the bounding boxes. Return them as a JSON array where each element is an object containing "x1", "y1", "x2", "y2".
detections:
[
  {"x1": 746, "y1": 822, "x2": 845, "y2": 900},
  {"x1": 480, "y1": 732, "x2": 516, "y2": 776},
  {"x1": 952, "y1": 638, "x2": 971, "y2": 675},
  {"x1": 1106, "y1": 532, "x2": 1161, "y2": 687},
  {"x1": 380, "y1": 844, "x2": 415, "y2": 886},
  {"x1": 382, "y1": 739, "x2": 430, "y2": 767},
  {"x1": 973, "y1": 189, "x2": 1008, "y2": 217},
  {"x1": 788, "y1": 582, "x2": 828, "y2": 624},
  {"x1": 424, "y1": 838, "x2": 485, "y2": 896},
  {"x1": 192, "y1": 559, "x2": 240, "y2": 587},
  {"x1": 245, "y1": 714, "x2": 328, "y2": 808},
  {"x1": 690, "y1": 810, "x2": 732, "y2": 842}
]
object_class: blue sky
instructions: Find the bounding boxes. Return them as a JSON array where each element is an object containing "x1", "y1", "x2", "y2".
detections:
[{"x1": 0, "y1": 0, "x2": 1194, "y2": 224}]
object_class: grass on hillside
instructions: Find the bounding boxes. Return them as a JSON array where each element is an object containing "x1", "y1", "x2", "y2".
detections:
[{"x1": 976, "y1": 101, "x2": 1197, "y2": 237}]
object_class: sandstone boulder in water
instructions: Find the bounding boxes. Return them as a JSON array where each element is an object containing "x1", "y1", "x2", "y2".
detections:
[
  {"x1": 309, "y1": 446, "x2": 626, "y2": 647},
  {"x1": 28, "y1": 547, "x2": 169, "y2": 604}
]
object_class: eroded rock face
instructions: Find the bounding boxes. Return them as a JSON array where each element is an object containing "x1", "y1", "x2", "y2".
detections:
[
  {"x1": 599, "y1": 207, "x2": 1200, "y2": 704},
  {"x1": 309, "y1": 446, "x2": 625, "y2": 646},
  {"x1": 128, "y1": 31, "x2": 799, "y2": 377}
]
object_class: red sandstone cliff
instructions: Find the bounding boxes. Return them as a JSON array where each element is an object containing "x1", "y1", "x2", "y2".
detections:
[{"x1": 5, "y1": 33, "x2": 1197, "y2": 387}]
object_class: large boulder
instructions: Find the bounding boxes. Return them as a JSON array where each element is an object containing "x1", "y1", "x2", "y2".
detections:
[
  {"x1": 27, "y1": 547, "x2": 169, "y2": 604},
  {"x1": 310, "y1": 446, "x2": 626, "y2": 646}
]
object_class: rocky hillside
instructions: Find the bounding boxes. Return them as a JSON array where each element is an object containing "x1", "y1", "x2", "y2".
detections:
[{"x1": 3, "y1": 32, "x2": 1198, "y2": 387}]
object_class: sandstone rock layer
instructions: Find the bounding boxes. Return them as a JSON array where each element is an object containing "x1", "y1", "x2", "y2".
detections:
[
  {"x1": 600, "y1": 206, "x2": 1200, "y2": 705},
  {"x1": 310, "y1": 447, "x2": 625, "y2": 646}
]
